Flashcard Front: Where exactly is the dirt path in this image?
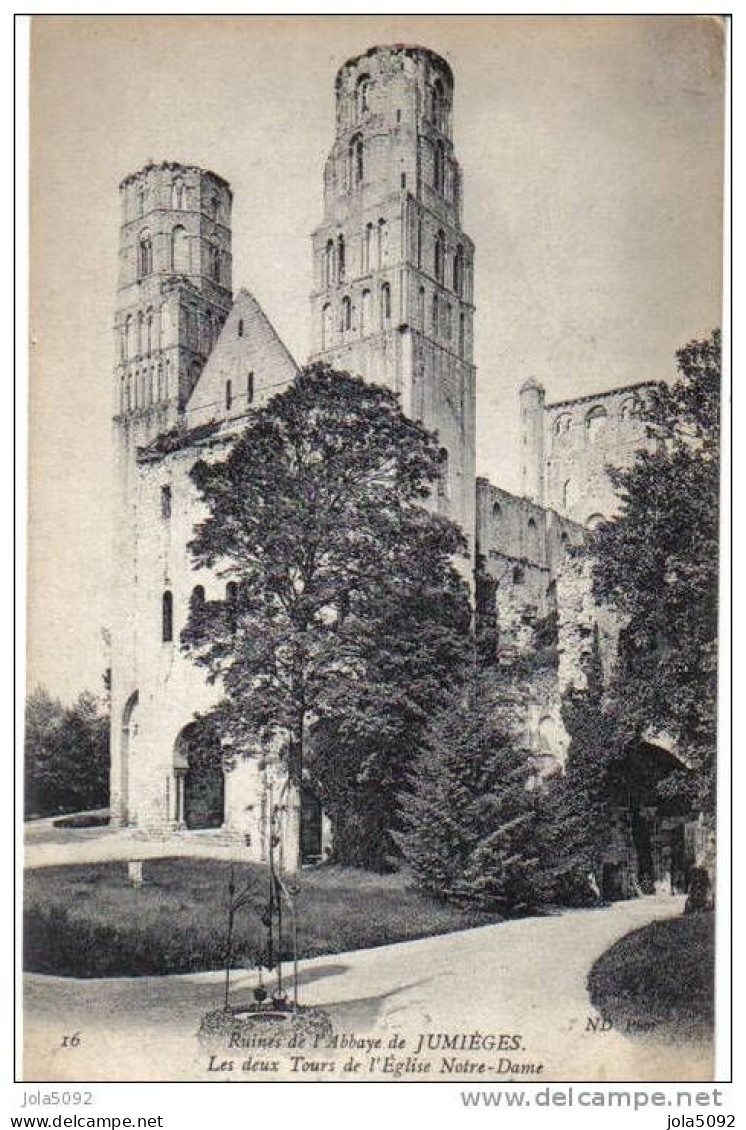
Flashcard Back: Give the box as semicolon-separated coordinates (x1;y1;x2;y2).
23;894;712;1083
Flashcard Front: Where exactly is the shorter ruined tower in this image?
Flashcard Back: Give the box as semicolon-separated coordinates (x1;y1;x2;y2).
110;161;233;825
519;378;546;504
115;161;233;428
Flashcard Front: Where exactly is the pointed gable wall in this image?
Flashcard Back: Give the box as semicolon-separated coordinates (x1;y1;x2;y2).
185;288;298;428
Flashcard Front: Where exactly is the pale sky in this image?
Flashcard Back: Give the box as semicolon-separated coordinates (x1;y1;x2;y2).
26;15;724;701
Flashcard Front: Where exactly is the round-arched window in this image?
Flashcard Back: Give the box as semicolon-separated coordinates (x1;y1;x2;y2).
554;413;572;438
585;405;608;442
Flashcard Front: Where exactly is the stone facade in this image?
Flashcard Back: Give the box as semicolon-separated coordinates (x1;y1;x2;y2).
520;378;657;525
109;47;693;889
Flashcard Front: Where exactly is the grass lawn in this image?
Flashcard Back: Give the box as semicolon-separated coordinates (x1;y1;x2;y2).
24;859;500;978
587;911;714;1042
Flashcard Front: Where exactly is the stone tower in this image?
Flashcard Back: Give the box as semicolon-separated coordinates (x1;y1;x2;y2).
519;377;546;504
110;161;233;824
310;45;476;565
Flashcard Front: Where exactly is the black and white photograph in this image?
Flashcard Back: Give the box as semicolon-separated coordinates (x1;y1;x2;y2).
20;14;727;1086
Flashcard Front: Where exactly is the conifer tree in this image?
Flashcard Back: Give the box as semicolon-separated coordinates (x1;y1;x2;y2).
395;669;544;912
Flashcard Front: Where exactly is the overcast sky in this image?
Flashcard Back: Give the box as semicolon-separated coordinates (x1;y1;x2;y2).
27;15;724;701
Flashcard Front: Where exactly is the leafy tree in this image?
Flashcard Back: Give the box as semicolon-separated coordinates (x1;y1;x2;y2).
182;364;472;868
394;668;547;912
590;330;720;818
25;687;109;817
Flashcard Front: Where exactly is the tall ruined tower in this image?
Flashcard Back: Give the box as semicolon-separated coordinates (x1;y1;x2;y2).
110;161;233;824
310;46;476;564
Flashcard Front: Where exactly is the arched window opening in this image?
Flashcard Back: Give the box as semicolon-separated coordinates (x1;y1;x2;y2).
341;295;352;332
493;501;502;520
171;178;185;210
191;584;205;608
349;134;364;188
586;513;605;531
528;516;537;530
453;245;464;296
377;218;386;268
146;309;154;355
560;531;570;549
237;319;244;338
136;311;144;356
162;591;173;643
321;302;332;349
356;74;371;118
247;371;255;404
124;315;133;361
432;293;439;336
458;311;466;357
431;80;444;127
171;225;189;274
361;289;371;335
434;141;446;194
381;283;391;326
119;376;126;414
437;447;450;503
444;303;452;341
137;183;146;218
513;565;525;585
418;286;425;329
210;243;221;283
434;230;445;282
225;379;233;411
337;235;346;282
138;231;153;278
586;405;608;442
554;413;572;436
157;362;164;401
562;479;571;510
363;223;373;273
161;484;171;519
324;239;334;288
620;396;643;420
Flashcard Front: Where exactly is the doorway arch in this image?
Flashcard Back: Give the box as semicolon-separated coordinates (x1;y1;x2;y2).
120;691;139;824
173;720;224;829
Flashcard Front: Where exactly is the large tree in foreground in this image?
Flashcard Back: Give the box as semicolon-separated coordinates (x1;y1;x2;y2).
590;330;721;818
183;364;472;867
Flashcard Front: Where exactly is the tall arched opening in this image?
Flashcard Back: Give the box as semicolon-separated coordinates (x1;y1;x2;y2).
173;719;224;830
120;691;139;824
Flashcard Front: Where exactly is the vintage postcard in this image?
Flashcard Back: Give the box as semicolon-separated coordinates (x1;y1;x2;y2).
22;15;727;1085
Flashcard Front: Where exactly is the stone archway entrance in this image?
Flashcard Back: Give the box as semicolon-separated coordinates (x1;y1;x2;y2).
120;691;139;824
174;720;224;830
